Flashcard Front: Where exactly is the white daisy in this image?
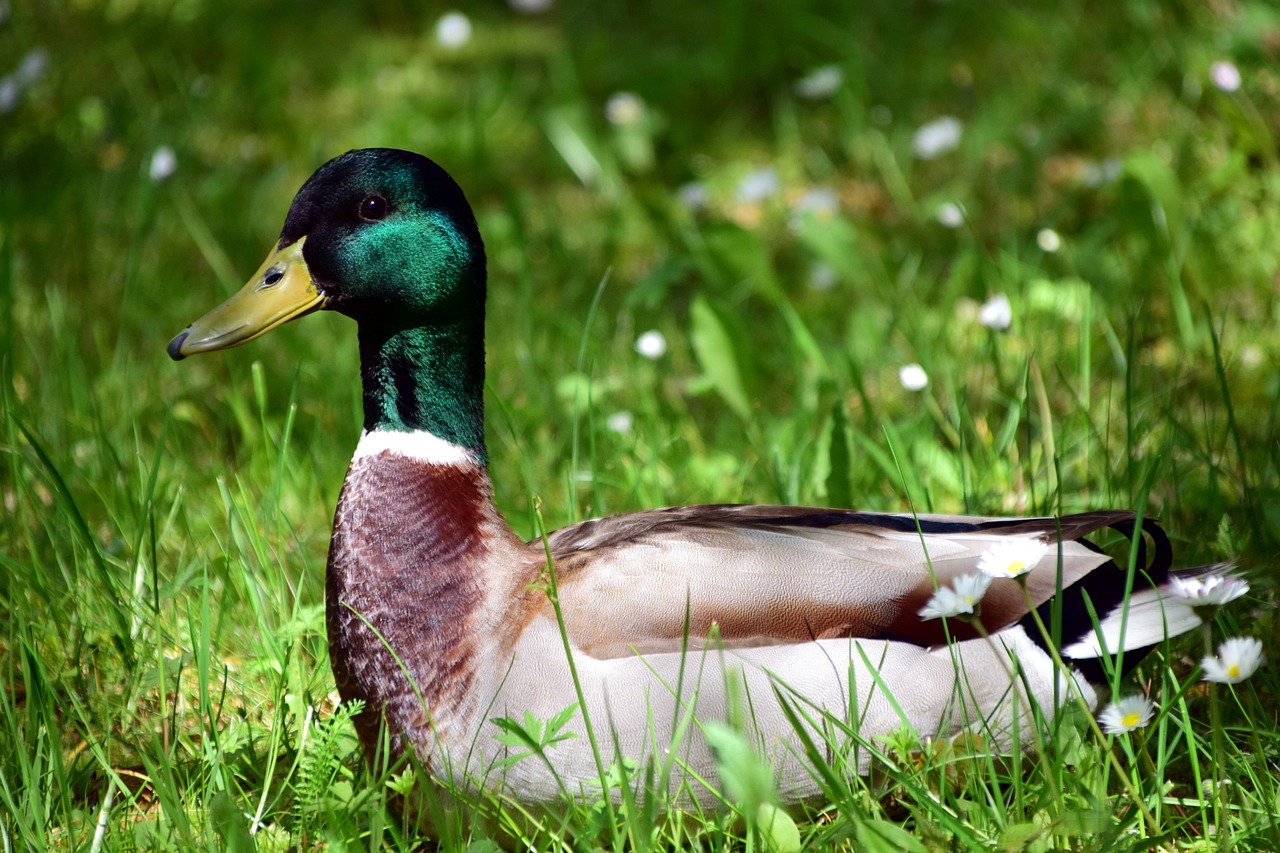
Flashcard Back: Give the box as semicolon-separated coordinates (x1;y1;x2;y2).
807;262;837;292
794;65;843;99
1098;695;1155;735
792;187;839;219
604;92;646;127
1210;60;1241;93
16;48;47;86
976;538;1048;579
634;330;667;360
606;411;633;435
509;0;553;13
918;588;963;620
977;294;1011;330
1036;228;1062;253
898;363;928;391
919;573;993;620
0;78;17;115
435;12;472;49
912;116;963;160
936;202;965;228
951;573;991;607
1201;636;1263;684
736;167;780;203
149;146;177;182
1172;574;1249;623
1170;574;1249;607
677;182;710;211
1082;158;1123;187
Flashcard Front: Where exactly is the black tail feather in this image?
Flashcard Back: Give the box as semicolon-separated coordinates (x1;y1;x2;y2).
1018;516;1175;683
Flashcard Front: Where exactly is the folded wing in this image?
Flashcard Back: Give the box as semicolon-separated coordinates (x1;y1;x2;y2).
546;506;1159;659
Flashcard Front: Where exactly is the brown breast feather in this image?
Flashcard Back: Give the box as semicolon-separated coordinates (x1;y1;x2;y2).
327;453;495;763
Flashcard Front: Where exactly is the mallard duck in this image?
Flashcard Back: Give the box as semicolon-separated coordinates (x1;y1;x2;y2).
169;148;1215;807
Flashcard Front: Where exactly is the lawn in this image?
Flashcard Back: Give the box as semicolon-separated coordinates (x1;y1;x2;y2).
3;0;1280;849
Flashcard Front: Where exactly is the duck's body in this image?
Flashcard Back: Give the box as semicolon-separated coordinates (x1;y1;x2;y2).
170;148;1212;808
327;428;1110;802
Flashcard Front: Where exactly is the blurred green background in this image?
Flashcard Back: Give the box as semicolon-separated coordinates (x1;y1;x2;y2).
7;0;1279;536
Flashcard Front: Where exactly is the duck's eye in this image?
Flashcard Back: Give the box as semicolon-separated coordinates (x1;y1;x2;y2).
359;195;388;221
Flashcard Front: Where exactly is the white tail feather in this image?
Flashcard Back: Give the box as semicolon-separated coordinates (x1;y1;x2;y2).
1061;585;1202;659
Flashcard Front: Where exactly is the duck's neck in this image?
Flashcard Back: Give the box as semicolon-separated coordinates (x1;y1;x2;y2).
357;318;487;463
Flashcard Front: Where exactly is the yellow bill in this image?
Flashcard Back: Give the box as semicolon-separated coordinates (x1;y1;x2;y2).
167;238;325;360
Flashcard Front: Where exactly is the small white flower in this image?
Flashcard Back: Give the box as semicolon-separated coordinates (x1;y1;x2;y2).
898;363;928;391
0;77;19;114
508;0;553;12
0;47;48;115
978;294;1012;330
1098;695;1155;735
606;411;633;435
16;48;48;86
951;573;991;607
794;65;843;99
736;167;780;203
1036;228;1062;253
149;146;177;182
677;182;710;210
936;202;965;228
1171;573;1249;622
807;262;836;291
604;91;645;127
634;330;667;360
1210;60;1241;93
435;12;472;49
912;116;963;160
976;538;1048;579
1170;574;1249;607
919;573;992;620
792;187;839;219
1082;158;1123;187
918;587;963;620
789;188;839;233
1201;636;1263;684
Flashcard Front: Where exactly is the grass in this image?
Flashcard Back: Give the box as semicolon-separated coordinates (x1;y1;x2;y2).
3;0;1280;848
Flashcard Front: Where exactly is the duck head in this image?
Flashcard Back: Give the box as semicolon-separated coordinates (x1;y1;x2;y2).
167;148;485;359
168;148;490;456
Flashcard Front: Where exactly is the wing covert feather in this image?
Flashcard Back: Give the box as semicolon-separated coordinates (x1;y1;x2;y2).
546;506;1115;657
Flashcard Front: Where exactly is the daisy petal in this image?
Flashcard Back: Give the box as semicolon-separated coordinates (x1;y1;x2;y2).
1170;574;1248;607
918;573;991;620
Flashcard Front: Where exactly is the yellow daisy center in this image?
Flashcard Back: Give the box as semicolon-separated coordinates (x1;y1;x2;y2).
1121;712;1141;728
1227;664;1240;678
1007;560;1026;575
